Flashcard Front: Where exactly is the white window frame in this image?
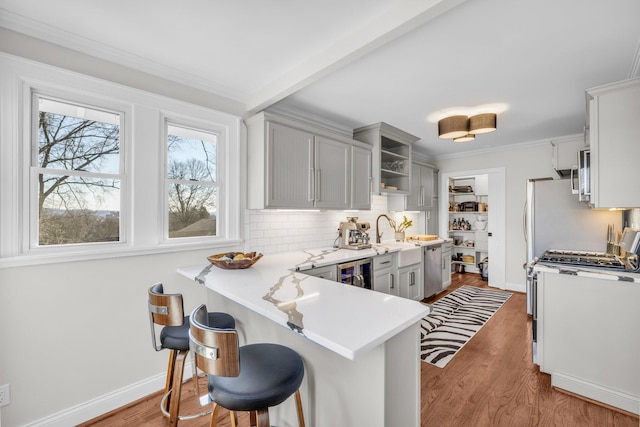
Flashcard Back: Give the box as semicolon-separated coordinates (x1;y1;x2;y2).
0;54;242;268
29;91;130;251
162;118;225;244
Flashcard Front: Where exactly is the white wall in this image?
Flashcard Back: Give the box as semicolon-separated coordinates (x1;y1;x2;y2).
434;141;559;289
0;248;246;426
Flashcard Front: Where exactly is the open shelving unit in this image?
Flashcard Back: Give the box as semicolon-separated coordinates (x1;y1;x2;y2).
448;176;489;273
353;123;418;195
379;136;411;192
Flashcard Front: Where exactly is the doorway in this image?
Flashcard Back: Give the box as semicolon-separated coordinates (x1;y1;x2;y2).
440;167;505;289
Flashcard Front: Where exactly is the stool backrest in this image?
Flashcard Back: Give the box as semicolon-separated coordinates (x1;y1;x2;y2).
189;304;240;377
148;283;185;351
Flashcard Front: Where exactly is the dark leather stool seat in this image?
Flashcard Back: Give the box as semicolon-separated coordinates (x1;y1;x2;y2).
148;283;235;426
209;343;304;411
190;304;306;427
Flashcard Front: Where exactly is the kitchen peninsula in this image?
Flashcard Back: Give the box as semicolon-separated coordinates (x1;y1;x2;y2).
178;246;431;427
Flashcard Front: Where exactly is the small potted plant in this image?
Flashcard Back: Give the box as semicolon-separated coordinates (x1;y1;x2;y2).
388;215;413;242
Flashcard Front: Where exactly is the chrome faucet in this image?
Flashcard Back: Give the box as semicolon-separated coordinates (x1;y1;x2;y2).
375;214;390;244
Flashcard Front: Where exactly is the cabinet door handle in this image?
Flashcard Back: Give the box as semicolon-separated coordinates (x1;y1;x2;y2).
420;186;424;206
316;169;321;202
380;260;391;265
390;273;394;289
309;168;315;202
410;271;415;286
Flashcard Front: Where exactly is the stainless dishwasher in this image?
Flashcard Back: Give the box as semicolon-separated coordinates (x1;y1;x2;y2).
423;244;442;299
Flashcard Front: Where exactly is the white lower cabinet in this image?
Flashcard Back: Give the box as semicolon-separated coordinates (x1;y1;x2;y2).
373;253;397;296
537;270;640;415
398;263;422;301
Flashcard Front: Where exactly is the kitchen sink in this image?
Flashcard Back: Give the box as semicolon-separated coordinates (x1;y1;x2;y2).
373;242;422;267
397;246;422;267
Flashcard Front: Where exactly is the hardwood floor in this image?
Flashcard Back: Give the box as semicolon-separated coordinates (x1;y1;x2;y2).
421;273;638;427
81;273;638;426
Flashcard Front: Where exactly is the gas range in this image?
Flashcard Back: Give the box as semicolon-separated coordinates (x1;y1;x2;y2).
536;227;640;272
537;249;627;270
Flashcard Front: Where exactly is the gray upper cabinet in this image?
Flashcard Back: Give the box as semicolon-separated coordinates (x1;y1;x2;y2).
350;145;372;210
247;111;371;210
407;162;435;211
265;122;315;208
313;135;350;209
586;77;640;209
389;161;436;211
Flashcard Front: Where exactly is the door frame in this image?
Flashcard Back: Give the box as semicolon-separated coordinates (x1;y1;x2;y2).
439;167;506;289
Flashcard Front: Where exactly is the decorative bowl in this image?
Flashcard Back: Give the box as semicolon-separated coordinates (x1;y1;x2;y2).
207;252;263;270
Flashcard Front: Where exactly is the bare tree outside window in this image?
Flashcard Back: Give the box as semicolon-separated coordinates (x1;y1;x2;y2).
167;125;218;238
36;97;121;245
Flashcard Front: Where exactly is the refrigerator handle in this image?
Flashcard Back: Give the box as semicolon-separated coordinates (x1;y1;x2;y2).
522;201;528;244
570;167;579;195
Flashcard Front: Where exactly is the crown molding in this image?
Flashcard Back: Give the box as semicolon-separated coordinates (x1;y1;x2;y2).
0;10;247;103
427;135;556;162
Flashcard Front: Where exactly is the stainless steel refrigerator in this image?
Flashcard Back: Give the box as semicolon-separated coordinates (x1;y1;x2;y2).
524;178;622;312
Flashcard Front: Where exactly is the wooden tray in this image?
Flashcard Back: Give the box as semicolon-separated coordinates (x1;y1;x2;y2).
207;252;263;269
406;234;439;241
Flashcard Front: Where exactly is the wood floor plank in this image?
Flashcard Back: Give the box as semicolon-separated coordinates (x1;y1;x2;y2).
81;273;638;426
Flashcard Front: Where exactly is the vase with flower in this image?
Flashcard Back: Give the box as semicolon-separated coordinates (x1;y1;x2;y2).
388;215;413;242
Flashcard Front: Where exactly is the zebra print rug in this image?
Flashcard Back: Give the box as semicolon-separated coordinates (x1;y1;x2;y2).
420;285;512;368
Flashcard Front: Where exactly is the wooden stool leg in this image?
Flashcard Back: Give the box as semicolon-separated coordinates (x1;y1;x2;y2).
209;403;220;427
294;389;306;427
229;411;238;427
250;410;257;427
256;408;270;427
164;349;178;412
168;350;188;425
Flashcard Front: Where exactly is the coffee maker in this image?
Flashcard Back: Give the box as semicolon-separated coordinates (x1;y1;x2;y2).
338;217;372;250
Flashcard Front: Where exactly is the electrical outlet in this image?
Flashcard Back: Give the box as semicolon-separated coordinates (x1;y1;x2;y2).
0;383;10;407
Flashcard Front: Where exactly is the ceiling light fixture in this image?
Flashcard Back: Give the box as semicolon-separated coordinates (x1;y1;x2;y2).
453;134;475;143
437;115;469;139
469;113;497;134
438;113;497;141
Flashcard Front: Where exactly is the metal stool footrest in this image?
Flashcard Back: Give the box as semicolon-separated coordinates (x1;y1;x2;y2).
159;387;212;421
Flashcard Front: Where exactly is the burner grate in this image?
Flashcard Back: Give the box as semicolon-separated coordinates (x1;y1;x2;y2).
538;250;627;270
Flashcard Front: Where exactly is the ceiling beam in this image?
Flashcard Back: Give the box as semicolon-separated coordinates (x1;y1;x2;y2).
247;0;467;114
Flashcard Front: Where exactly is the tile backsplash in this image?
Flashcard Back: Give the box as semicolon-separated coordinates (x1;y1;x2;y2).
244;195;422;254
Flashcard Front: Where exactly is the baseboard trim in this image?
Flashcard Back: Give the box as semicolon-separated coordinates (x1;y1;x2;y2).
22;371;169;427
552;371;640;416
504;281;525;294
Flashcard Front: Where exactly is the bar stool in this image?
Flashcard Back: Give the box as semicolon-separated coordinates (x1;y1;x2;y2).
148;283;235;425
189;304;306;427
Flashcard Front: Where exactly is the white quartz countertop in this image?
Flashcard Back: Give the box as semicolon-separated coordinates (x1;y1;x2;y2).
293;239;446;271
534;262;640;283
178;246;432;360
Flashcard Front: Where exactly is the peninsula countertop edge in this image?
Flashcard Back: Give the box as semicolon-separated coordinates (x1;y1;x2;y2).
177;246;432;360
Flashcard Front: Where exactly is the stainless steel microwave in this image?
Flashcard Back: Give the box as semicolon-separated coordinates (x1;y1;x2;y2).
571;149;590;202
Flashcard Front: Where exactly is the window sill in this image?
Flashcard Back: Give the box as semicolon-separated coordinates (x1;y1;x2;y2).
0;239;243;269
